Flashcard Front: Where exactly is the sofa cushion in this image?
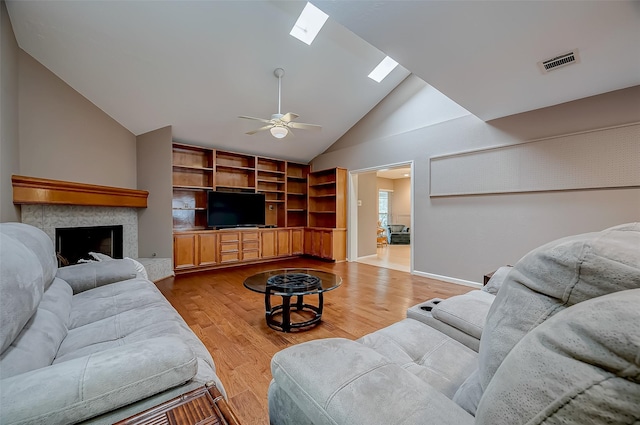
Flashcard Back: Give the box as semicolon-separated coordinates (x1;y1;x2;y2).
432;290;494;340
0;336;198;425
481;266;511;296
0;278;72;378
56;260;138;294
476;289;640;424
270;338;475;425
0;230;46;353
0;222;58;289
68;278;169;329
357;318;478;398
455;222;640;415
55;278;219;386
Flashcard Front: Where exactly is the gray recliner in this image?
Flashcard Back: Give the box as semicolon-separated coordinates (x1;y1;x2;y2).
268;223;640;424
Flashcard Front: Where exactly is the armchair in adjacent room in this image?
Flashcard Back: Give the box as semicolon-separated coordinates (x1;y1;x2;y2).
386;224;410;244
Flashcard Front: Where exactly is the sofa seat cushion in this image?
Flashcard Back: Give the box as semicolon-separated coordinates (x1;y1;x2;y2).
1;336;198;425
1;277;72;378
476;289;640;424
270;338;475;425
357;318;478;398
55;278;220;386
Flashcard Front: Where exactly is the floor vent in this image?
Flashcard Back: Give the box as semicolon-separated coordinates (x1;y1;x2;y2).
538;49;580;74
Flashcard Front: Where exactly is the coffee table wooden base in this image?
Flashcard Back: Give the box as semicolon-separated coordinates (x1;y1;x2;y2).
114;382;241;425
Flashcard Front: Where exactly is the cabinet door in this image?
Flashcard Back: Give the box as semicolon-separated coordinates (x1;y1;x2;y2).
276;229;291;256
197;233;217;266
174;234;197;269
291;228;304;255
261;229;277;258
320;230;334;259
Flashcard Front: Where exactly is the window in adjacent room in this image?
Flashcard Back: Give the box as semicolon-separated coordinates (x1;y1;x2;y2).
378;190;392;227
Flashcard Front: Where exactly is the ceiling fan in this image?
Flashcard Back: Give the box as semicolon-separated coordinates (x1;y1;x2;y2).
239;68;322;139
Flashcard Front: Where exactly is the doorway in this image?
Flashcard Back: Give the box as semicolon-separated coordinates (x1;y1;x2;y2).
348;162;413;273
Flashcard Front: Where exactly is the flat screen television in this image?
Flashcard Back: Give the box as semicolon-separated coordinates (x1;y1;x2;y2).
207;191;266;229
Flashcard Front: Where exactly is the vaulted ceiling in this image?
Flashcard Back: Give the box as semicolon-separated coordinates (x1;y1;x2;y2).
7;1;640;163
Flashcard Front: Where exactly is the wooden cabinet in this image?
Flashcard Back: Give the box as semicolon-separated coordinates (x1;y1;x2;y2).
174;233;198;269
291;228;304;255
304;167;348;261
308;168;347;229
260;229;277;258
171;143;349;272
286;163;309;227
303;228;346;261
241;231;260;261
198;233;217;266
218;231;240;264
276;229;291;256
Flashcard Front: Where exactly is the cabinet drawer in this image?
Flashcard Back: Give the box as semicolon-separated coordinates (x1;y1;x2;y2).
220;251;240;263
220;242;239;252
242;232;259;241
243;241;259;251
219;232;240;242
242;250;260;261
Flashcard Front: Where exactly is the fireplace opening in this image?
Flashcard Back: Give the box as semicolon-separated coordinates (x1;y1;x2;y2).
56;225;123;266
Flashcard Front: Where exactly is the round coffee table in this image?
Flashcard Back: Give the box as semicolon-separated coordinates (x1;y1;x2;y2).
243;268;342;332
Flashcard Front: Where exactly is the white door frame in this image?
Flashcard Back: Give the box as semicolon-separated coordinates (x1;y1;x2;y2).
347;161;414;273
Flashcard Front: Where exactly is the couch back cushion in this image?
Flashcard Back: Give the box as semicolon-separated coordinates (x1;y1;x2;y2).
0;223;59;353
454;222;640;414
0;278;73;378
475;289;640;424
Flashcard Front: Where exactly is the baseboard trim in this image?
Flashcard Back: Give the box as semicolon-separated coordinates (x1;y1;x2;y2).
413;270;482;289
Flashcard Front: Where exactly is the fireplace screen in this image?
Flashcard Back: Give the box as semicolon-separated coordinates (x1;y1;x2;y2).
56;225;123;266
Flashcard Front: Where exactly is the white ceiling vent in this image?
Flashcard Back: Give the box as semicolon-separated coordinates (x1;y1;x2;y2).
538;49;580;74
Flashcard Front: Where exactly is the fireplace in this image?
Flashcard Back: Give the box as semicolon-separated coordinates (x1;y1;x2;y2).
56;225;123;266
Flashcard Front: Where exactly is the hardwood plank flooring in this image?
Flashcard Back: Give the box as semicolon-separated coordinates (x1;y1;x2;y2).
156;257;473;425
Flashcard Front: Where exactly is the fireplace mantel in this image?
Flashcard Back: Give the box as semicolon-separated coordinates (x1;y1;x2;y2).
12;175;148;208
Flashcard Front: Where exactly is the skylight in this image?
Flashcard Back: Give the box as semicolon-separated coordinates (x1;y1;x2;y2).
290;2;329;45
368;56;398;82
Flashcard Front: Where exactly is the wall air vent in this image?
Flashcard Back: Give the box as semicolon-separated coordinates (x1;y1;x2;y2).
537;49;580;74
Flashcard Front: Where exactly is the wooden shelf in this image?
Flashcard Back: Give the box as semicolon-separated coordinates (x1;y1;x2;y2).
173;185;213;190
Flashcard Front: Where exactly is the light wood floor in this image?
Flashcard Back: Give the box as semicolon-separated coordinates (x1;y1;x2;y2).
156;257;472;425
356;244;411;272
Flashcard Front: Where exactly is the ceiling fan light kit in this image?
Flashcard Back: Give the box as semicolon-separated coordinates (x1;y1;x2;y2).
240;68;321;139
270;126;288;138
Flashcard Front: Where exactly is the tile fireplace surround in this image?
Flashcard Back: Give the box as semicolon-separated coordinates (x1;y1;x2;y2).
12;175;172;282
21;205;138;259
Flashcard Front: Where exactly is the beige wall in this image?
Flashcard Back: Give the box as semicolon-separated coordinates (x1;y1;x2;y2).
1;0;20;222
357;172;378;257
18;51;137;189
313;82;640;283
377;177;393;191
137;127;173;259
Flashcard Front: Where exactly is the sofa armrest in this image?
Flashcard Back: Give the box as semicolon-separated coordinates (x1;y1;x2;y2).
0;336;197;425
270;338;474;425
56;259;138;294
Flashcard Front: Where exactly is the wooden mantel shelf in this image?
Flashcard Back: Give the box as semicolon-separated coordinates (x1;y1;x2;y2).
12;175;148;208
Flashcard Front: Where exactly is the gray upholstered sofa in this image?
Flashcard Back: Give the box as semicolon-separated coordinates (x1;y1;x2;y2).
386;224;410;244
0;222;225;425
268;223;640;424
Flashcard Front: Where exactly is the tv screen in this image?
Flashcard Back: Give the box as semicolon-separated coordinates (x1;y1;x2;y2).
207;191;266;228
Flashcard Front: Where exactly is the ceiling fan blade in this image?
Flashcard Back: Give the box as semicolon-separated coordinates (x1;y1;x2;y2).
238;115;272;124
285;128;294;138
246;125;273;135
281;112;299;123
288;122;322;131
